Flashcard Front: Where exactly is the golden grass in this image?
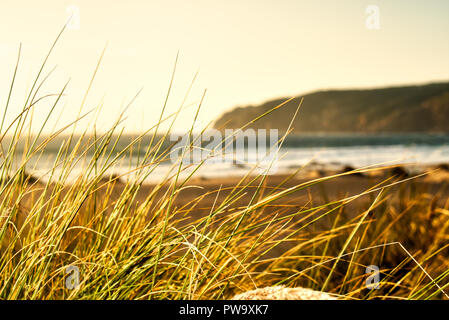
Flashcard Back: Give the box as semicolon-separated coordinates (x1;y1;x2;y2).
1;27;449;300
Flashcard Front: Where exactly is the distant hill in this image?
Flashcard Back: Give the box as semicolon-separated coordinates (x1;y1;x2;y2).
214;82;449;133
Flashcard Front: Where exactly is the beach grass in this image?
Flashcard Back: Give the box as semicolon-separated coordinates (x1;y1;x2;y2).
1;29;449;300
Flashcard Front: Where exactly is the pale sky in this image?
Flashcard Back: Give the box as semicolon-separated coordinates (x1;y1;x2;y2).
0;0;448;133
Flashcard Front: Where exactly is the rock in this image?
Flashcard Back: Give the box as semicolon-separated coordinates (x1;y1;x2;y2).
341;165;364;177
389;166;409;178
232;285;338;300
437;163;449;172
99;173;122;184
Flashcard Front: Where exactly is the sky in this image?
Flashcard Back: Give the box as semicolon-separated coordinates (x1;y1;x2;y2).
0;0;448;133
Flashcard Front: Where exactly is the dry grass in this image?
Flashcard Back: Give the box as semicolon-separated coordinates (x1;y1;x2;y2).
1;27;449;300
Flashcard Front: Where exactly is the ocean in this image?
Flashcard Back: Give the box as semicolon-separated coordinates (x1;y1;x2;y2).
14;133;449;183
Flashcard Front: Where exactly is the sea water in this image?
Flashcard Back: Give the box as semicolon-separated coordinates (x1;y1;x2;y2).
17;133;449;183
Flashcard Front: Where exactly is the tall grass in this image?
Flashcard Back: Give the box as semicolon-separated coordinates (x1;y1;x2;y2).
1;29;449;300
